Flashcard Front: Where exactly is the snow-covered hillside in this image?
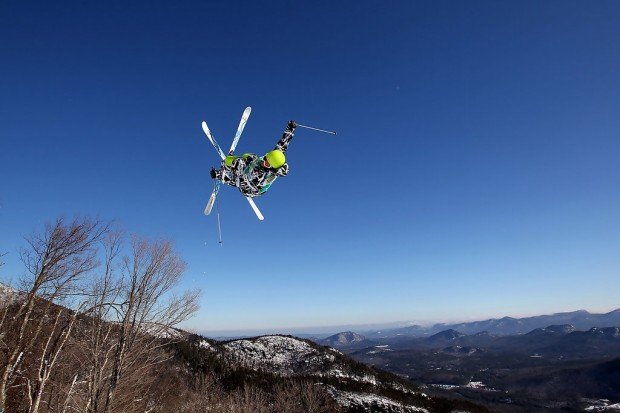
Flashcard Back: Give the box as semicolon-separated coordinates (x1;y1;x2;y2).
212;335;438;412
223;335;338;374
223;335;386;386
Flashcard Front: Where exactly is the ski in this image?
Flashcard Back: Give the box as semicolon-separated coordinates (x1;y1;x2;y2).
202;110;265;221
201;121;226;160
204;181;220;216
229;106;251;155
245;197;264;220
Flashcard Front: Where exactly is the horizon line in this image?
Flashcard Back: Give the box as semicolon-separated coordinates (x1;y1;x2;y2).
194;305;620;336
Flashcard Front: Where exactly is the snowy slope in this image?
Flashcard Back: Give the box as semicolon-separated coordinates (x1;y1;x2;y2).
326;385;430;413
223;335;337;374
212;335;440;412
223;335;393;385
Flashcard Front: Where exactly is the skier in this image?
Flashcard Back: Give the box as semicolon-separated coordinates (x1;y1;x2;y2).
210;120;297;197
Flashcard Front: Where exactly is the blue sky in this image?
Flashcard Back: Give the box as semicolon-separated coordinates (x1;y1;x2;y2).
1;1;619;334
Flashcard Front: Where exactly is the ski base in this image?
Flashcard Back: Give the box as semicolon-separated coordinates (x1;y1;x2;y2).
204;182;220;216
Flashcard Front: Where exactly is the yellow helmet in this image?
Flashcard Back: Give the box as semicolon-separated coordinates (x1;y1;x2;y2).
265;150;286;168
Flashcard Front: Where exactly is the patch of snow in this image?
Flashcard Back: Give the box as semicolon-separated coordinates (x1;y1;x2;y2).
325;385;429;413
328;347;344;356
429;382;499;392
428;384;458;390
389;383;428;398
584;399;620;411
317;368;379;385
367;346;393;354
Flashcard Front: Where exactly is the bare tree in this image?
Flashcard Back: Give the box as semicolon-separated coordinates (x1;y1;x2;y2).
96;236;199;413
73;231;124;413
227;384;270;413
1;220;200;413
26;306;80;413
298;380;334;413
0;217;107;412
178;373;226;412
273;380;336;413
273;380;301;412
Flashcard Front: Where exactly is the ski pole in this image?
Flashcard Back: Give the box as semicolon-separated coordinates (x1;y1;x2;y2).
296;123;337;135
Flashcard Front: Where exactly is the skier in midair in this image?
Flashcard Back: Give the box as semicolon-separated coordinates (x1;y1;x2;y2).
210;120;297;197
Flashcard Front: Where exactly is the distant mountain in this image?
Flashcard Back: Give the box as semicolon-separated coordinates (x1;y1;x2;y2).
319;331;373;348
525;324;576;336
440;345;481;356
421;325;620;358
372;324;426;337
587;326;620;338
426;329;465;343
363;309;620;338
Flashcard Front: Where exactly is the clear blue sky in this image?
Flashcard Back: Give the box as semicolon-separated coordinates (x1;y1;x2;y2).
1;1;619;334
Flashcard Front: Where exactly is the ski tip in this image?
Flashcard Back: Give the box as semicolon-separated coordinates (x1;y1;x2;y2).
204;200;215;216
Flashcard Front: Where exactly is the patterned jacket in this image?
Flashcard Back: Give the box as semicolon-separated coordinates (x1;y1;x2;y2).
226;122;296;197
232;154;289;196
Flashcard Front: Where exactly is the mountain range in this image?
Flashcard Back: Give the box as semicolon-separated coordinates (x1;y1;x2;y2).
360;309;620;338
323;324;620;412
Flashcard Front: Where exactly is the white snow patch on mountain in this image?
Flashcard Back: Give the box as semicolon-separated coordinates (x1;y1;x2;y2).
317;369;379;385
584;399;620;411
325;385;429;412
428;384;458;390
367;345;393;354
224;335;335;374
428;381;498;392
